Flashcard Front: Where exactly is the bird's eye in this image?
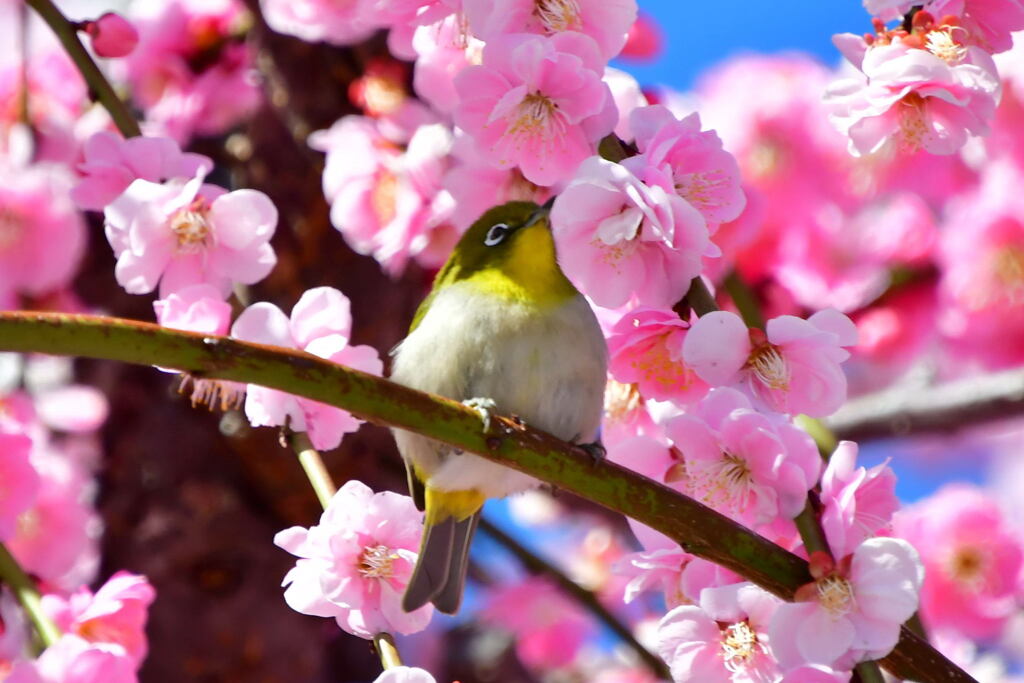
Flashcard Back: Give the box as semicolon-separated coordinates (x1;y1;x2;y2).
483;223;510;246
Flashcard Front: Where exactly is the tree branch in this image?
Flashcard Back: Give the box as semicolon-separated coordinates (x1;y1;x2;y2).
477;518;670;679
0;311;971;682
25;0;141;137
827;366;1024;441
0;542;61;651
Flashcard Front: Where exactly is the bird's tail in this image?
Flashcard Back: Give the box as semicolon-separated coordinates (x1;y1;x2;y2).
402;488;484;615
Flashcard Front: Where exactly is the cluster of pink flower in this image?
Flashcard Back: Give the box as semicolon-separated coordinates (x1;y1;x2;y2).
2;0;1024;680
0;353;155;680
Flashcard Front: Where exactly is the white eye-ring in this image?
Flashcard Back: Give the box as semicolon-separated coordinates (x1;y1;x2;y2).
484;222;510;246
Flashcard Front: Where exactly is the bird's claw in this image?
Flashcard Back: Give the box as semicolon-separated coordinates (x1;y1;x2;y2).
577;440;606;465
462;397;498;433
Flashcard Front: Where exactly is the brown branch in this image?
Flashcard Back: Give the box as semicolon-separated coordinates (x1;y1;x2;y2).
827;366;1024;441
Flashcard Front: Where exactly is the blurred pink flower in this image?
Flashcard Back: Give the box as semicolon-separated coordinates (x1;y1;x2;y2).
0;423;38;542
411;14;484;117
895;484;1024;641
551;155;714;309
656;582;781;682
274;480;432;638
769;539;924;669
153;284;231;334
616;546;692;608
43;572;155;666
260;0;377;45
929;0;1024;53
464;0;636;60
620;12;663;61
779;665;851;682
683;309;857;418
32;386;109;435
72;131;212;211
6;634;136;683
104;172;277;298
606;307;708;405
604;67;648;140
311;117;458;274
630;105;745;230
826;38;1001;156
819;441;899;558
231;287;382;450
83;13;139;58
664;388;821;527
454;33;615;186
939;160;1024;368
124;0;260;142
481;576;594;670
0;163;86;309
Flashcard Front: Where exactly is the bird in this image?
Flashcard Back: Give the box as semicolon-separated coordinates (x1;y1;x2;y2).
390;200;608;615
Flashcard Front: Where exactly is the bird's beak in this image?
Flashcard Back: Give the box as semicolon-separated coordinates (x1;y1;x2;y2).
523;198;555;230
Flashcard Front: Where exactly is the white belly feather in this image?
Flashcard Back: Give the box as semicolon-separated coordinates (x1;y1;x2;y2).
390;281;608;497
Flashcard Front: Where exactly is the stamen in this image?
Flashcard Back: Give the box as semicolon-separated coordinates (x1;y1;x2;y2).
533;0;583;33
169;203;211;254
506;92;565;145
816;574;856;617
925;28;967;64
720;620;765;672
945;544;989;591
746;344;789;390
358;544;398;579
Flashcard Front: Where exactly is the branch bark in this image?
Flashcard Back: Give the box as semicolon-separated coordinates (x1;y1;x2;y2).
0;311;973;683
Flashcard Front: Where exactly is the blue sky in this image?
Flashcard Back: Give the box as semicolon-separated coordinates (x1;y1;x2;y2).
615;0;873;90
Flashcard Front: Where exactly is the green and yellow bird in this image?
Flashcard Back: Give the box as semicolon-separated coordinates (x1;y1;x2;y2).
390;200;608;615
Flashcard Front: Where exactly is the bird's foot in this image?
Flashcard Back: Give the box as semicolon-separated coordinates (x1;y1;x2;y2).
575;440;606;465
462;397;498;433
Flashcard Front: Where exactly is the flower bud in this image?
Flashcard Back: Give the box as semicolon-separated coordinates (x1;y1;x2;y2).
83;12;139;58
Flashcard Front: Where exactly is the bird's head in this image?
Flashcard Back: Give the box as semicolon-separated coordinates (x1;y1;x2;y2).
438;200;577;306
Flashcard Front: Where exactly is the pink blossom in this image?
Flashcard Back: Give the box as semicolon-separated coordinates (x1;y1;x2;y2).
274;480;432;638
613;547;737;609
683;309;858;417
769;538;924;669
663;388;821;527
0;423;38;541
411;15;485;117
819;442;899;558
231;287;383;451
83;13;139;58
656;582;781;682
481;576;594;670
464;0;637;60
373;667;437;683
42;572;155;666
929;0;1024;53
938;160;1024;368
779;665;851;682
826;39;1001;156
620;12;663;61
153;284;231;334
630;105;746;230
33;386;109;435
606;307;708;405
551;155;715;309
260;0;377;46
6;634;136;683
72;131;212;211
604;67;648;140
0;162;86;308
453;33;616;186
0;588;30;669
311;117;458;274
894;484;1023;640
444;132;552;230
774;194;936;313
124;0;260;142
104;172;277;298
9;441;101;590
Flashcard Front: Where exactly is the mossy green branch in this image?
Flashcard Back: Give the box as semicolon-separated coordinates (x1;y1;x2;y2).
26;0;141;138
0;311;970;683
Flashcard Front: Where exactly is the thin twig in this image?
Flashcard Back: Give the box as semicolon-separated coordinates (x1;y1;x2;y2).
0;542;61;651
722;271;765;329
684;277;718;316
285;430;336;509
478;518;670;680
0;311;971;682
373;632;403;669
25;0;141;137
